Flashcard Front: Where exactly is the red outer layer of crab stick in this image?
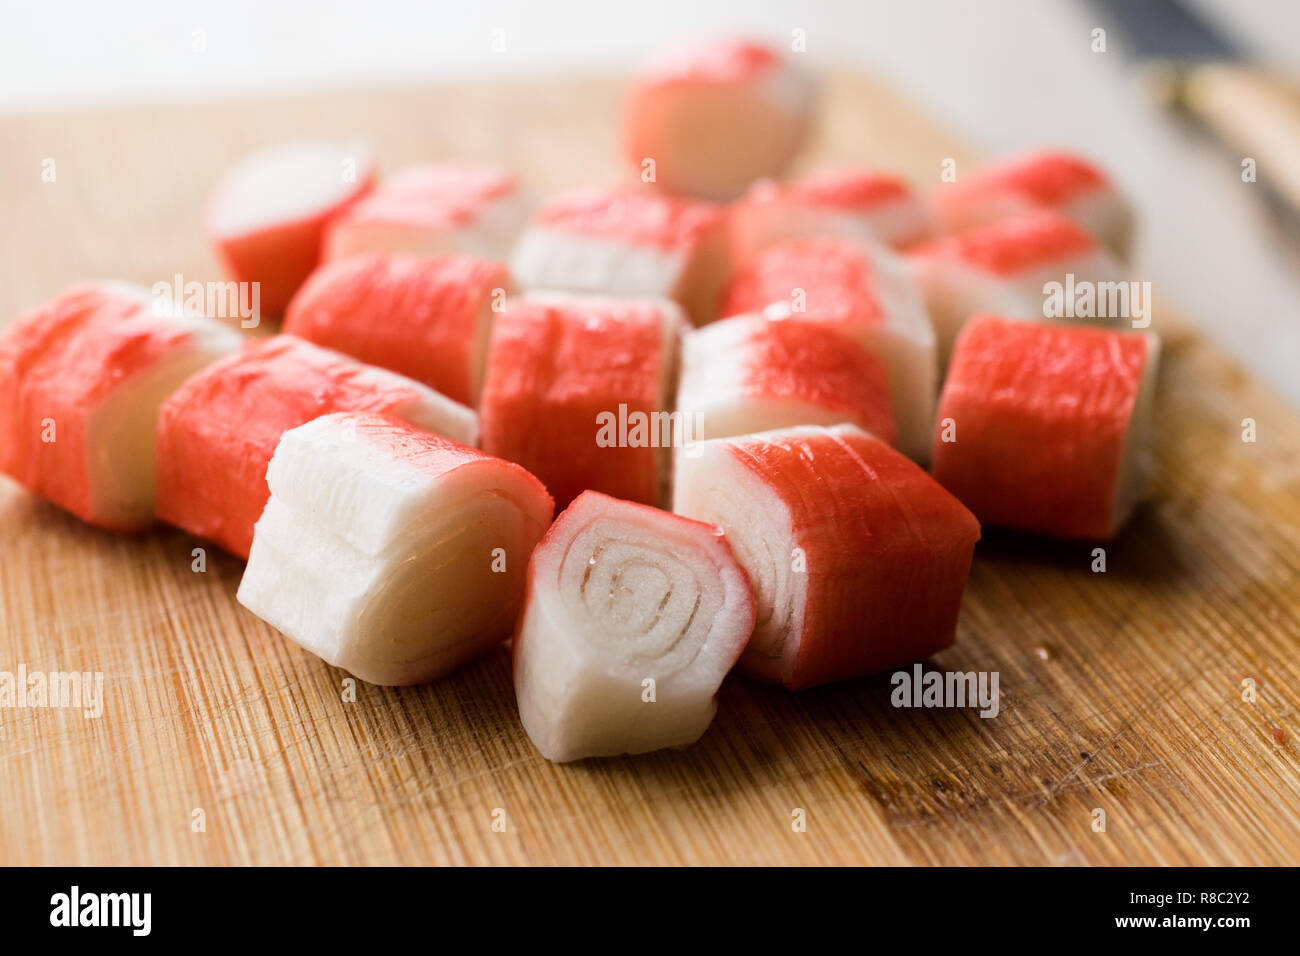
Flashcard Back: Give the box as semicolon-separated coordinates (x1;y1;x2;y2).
674;424;980;690
933;149;1134;260
478;293;684;510
322;164;531;263
238;412;553;686
908;209;1125;367
622;38;815;201
283;253;511;406
508;187;730;324
154;334;478;558
730;169;938;262
930;315;1161;540
205;141;376;316
513;490;754;761
718;237;936;461
677;313;896;446
0;282;241;530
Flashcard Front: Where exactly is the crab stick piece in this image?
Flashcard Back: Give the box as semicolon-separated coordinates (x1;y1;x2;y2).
283;253;510;406
934;149;1134;260
674;425;979;690
513;490;754;761
479;293;683;510
238;412;552;685
677;313;896;446
205;141;376;316
931;315;1160;540
155;335;477;558
909;210;1125;367
323;164;531;263
623;38;815;201
718;237;936;461
0;282;241;531
508;187;729;325
730;169;938;262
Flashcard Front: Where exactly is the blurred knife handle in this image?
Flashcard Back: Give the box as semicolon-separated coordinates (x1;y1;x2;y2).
1173;64;1300;222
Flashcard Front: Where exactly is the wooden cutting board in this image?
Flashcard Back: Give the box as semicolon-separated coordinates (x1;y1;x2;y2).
2;72;1298;866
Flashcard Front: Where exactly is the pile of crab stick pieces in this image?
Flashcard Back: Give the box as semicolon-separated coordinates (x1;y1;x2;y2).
0;38;1159;762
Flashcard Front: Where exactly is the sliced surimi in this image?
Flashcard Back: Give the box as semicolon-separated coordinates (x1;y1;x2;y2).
933;149;1134;261
730;169;938;262
323;164;531;263
479;292;683;509
930;315;1161;540
513;490;754;761
908;209;1126;367
284;253;511;406
718;237;936;461
508;187;729;324
205;140;376;316
0;282;241;530
674;424;980;690
623;38;815;201
155;334;477;558
676;312;896;446
238;412;553;685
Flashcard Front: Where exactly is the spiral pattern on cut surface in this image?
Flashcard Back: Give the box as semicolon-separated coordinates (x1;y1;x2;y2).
553;515;723;678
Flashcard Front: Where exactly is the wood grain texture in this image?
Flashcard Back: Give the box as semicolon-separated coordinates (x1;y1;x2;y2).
1;72;1298;866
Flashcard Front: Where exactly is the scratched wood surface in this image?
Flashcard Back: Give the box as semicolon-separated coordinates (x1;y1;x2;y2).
1;72;1298;866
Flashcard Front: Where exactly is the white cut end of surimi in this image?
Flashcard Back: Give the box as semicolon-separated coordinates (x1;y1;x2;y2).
205;140;376;315
238;412;553;686
89;324;243;528
1111;333;1162;533
207;141;374;238
1065;189;1135;263
513;491;754;761
623;40;815;200
672;442;803;669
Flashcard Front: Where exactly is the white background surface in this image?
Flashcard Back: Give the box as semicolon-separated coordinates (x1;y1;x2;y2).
3;0;1298;402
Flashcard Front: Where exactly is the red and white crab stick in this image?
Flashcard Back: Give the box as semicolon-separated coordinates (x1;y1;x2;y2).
479;293;683;510
676;313;896;446
718;237;936;461
931;315;1160;541
0;282;241;530
508;187;729;325
323;164;531;264
934;149;1134;261
730;169;938;263
206;141;376;316
155;335;477;558
909;209;1125;367
623;38;815;201
283;253;511;406
513;490;754;761
238;412;553;686
674;424;980;690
